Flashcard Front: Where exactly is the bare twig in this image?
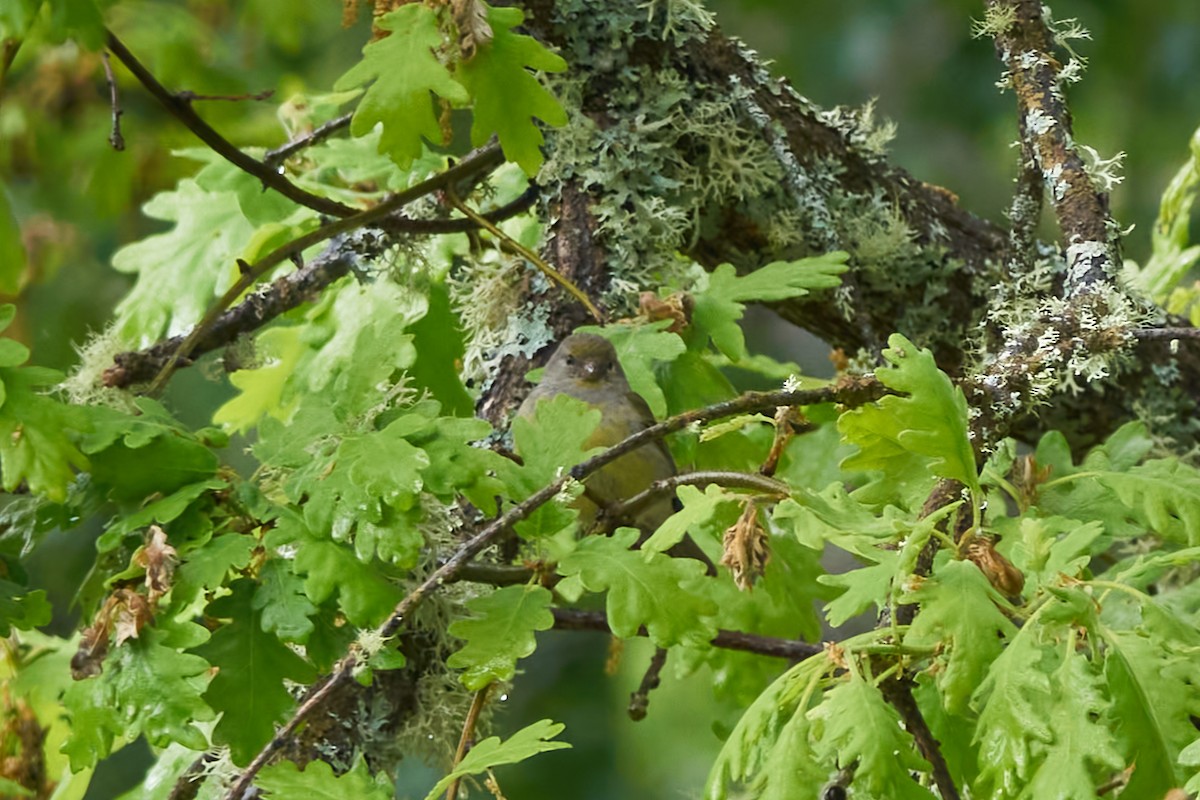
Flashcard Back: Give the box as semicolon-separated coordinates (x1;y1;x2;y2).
100;51;125;151
627;647;668;721
1133;326;1200;340
263;113;353;168
445;685;492;800
104;30;358;219
551;608;823;661
176;88;274;103
135;143;505;393
602;470;790;526
104;185;535;388
221;380;880;799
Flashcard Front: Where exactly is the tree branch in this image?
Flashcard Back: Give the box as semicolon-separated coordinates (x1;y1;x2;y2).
879;676;961;800
99;50;124;151
262;113;352;169
988;0;1119;292
104;30;358;219
550;608;823;661
601;470;789;527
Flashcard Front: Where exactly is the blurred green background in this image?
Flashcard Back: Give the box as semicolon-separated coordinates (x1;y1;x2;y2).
3;1;1199;797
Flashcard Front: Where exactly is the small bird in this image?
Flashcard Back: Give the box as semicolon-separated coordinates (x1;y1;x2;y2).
516;333;715;573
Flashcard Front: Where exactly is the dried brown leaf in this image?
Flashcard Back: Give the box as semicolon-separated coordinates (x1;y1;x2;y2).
721;502;770;591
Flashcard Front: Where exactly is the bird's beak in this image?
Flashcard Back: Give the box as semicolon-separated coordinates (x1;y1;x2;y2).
582;361;598;377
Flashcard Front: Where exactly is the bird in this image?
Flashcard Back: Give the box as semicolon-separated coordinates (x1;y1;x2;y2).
516;332;715;573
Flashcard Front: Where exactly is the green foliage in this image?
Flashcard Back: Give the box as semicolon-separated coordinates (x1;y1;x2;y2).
335;2;567;174
257;756;393;800
62;627;214;770
193;580;317;765
422;719;571;800
447;584;554;690
0;306;89;501
5;5;1200;800
558;529;717;646
839;332;980;500
334;4;470;168
691;255;848;360
902;560;1017;714
456;5;569;175
809;670;936;800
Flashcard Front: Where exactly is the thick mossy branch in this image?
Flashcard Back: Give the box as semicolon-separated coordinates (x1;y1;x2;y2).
496;0;1200;452
986;0;1119;292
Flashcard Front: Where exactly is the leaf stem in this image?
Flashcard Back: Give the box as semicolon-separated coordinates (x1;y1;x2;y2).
445;184;606;323
445;684;492;800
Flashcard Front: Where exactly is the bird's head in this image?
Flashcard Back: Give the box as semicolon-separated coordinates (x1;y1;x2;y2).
545;333;622;386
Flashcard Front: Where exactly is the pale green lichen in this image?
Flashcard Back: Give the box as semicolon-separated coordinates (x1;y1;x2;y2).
59;324;141;411
970;5;1017;39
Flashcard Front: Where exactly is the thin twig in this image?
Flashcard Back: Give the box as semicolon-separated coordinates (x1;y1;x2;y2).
1133;326;1200;340
176;88;274;103
445;685;492;800
221;379;880;799
142;143;505;394
100;51;125;151
602;470;790;525
263;113;353;168
627;647;668;721
551;608;823;661
104;185;535;388
104;29;357;219
445;184;606;323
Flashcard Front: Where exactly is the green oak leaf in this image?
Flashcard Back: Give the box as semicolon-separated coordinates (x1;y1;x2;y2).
557;528;717;646
111;179;255;345
268;511;403;628
334;4;470;168
257;755;392;800
691;255;847;360
839;332;979;498
193;580;317;765
901;560;1018;714
253;558;319;643
1022;647;1125;800
62;628;214;770
809;670;936;800
423;720;571;800
0;307;90;502
447;584;554;689
456;5;568;175
502;393;602;538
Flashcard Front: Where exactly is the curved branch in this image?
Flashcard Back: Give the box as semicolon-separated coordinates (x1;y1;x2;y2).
602;470;789;526
263;113;352;169
104;30;358;219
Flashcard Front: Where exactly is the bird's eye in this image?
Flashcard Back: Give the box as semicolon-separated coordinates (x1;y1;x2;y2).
565;356;576;366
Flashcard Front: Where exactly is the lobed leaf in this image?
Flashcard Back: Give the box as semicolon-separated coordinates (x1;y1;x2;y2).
447;584;555;690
